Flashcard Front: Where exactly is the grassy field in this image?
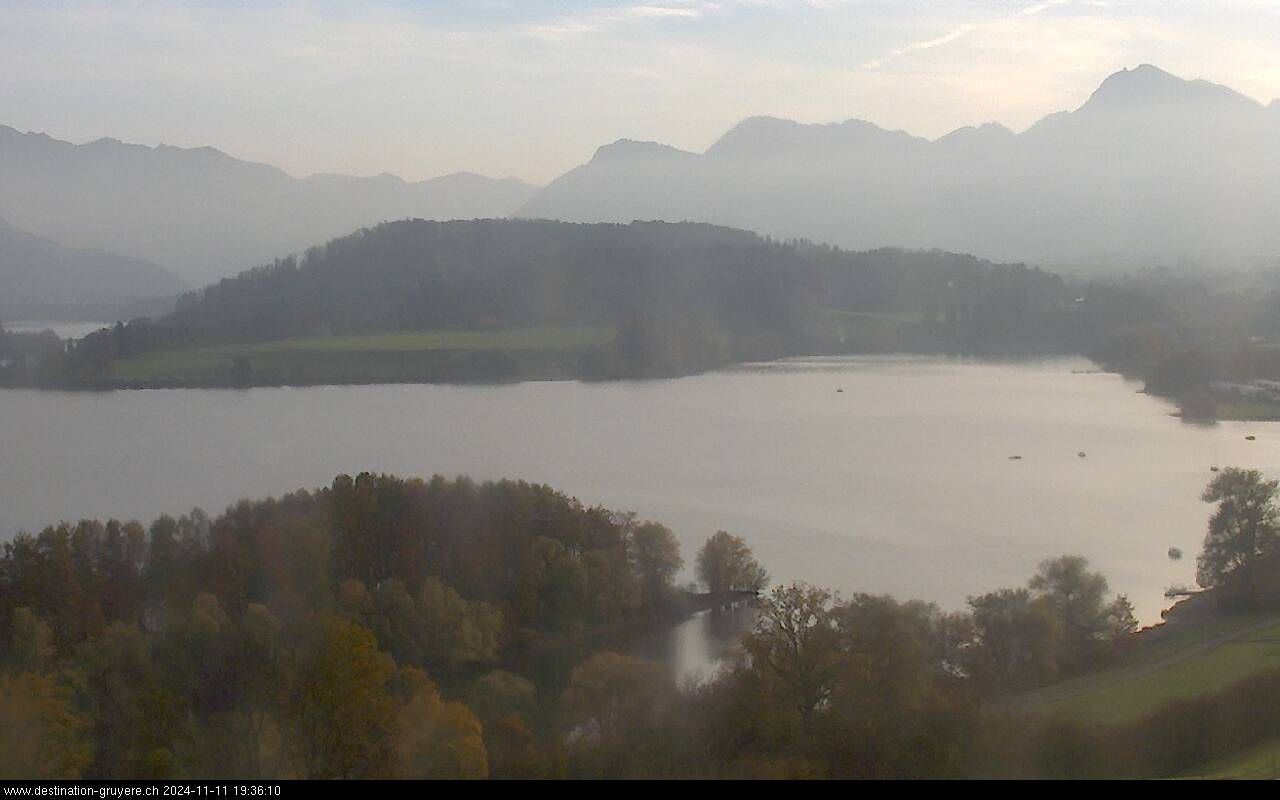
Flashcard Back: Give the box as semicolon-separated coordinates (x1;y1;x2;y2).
1212;399;1280;422
1005;612;1280;726
812;308;924;351
1189;737;1280;779
110;326;615;385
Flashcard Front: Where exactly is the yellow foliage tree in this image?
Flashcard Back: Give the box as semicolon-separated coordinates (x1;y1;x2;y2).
397;683;489;779
0;672;93;779
290;617;397;778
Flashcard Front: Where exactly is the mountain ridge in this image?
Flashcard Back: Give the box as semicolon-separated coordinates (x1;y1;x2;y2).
0;125;541;285
519;65;1280;271
0;216;185;315
1;125;535;185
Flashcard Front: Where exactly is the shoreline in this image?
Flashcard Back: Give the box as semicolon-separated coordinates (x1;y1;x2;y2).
1;349;1104;393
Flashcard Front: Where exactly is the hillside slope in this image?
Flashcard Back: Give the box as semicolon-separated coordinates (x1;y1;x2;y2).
0;217;184;316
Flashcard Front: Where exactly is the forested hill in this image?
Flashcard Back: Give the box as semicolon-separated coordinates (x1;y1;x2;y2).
164;219;766;341
47;218;1080;385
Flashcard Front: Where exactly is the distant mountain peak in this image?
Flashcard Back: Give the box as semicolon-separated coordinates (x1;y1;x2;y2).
934;121;1014;146
716;115;801;135
589;139;695;163
1094;64;1183;95
164;143;230;157
520;63;1280;270
706;115;921;158
1081;64;1259;112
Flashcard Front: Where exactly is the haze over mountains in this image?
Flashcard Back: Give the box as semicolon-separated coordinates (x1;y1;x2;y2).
0;216;185;318
0;125;538;286
522;65;1280;272
2;63;1276;306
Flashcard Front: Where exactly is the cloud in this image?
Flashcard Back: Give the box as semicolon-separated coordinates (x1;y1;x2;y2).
862;24;976;69
521;2;705;42
518;0;856;41
862;0;1071;70
2;0;1278;184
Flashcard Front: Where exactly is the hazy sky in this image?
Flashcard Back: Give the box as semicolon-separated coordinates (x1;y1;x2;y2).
2;1;1278;184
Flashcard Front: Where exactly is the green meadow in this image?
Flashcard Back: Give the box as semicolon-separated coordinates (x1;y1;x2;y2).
109;326;615;385
1006;612;1280;726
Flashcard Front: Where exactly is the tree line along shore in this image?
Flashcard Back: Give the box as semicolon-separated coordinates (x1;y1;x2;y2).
5;467;1280;778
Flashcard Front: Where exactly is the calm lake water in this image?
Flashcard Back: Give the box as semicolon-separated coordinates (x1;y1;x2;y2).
2;356;1277;634
530;603;760;688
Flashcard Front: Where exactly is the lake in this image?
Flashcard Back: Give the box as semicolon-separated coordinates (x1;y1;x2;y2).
2;356;1276;630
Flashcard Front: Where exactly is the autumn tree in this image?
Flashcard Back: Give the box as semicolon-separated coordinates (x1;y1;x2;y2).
743;583;844;732
466;670;539;728
367;578;426;666
465;670;552;777
395;668;488;779
1197;468;1280;605
0;672;92;779
833;594;941;711
8;608;55;672
418;577;502;673
630;522;683;611
226;603;289;778
966;588;1060;691
290;616;397;779
696;531;769;598
560;652;675;744
1028;555;1113;670
72;622;186;778
820;595;974;778
1106;594;1139;640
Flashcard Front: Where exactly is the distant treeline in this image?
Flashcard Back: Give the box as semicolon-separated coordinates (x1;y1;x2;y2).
6;219;1094;386
1068;269;1280;418
9;218;1280;408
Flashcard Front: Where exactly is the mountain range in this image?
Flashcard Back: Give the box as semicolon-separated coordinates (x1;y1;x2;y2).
2;64;1277;302
0;126;538;286
0;216;185;319
520;65;1280;272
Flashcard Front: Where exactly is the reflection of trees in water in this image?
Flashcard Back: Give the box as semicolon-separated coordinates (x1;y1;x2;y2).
707;603;758;649
517;602;759;695
664;602;760;685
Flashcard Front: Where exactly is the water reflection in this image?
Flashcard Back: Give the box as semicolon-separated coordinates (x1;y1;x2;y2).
518;603;760;692
627;603;759;686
